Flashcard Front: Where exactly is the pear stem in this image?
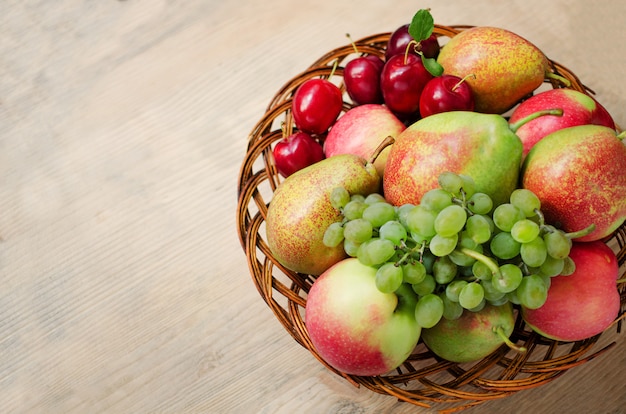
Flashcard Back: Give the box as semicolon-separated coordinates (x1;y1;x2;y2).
493;325;527;353
458;247;501;278
545;71;572;87
564;223;596;239
509;109;564;133
369;135;395;165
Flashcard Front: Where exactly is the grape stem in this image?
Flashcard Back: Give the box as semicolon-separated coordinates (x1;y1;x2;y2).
458;247;501;279
564;223;596;239
493;325;527;353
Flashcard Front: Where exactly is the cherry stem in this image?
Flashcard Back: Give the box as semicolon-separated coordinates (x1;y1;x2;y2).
369;135;395;165
404;40;419;65
493;325;527;353
329;59;340;78
452;73;476;92
616;277;626;284
346;33;359;54
617;130;626;141
509;109;564;133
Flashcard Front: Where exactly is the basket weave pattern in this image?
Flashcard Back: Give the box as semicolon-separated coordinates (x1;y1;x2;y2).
236;25;626;412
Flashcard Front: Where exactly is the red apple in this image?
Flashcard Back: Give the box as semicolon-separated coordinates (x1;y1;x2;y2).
510;88;616;157
419;74;475;118
521;125;626;241
522;241;620;342
305;258;421;376
324;104;406;177
273;131;325;177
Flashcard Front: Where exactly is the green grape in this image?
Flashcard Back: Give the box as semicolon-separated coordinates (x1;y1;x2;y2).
434;205;467;237
515;274;548;309
414;293;444;328
472;260;494;281
375;263;404;293
448;232;482;267
330;186;351;210
343;199;368;220
544;230;572;260
323;222;344;247
350;194;365;203
364;192;387;205
486;294;509;306
405;205;437;238
540;273;551;290
397;203;416;227
379;220;408;245
465;214;493;244
467;298;486;312
458;174;477;198
511;219;540;243
492;203;525;232
481;279;506;302
343;238;360;257
520;236;548;268
402;261;427;284
490;232;521;260
411;274;436;296
438;171;464;195
356;238;396;266
492;263;523;293
343;218;373;244
421;188;453;212
362;202;397;227
510;188;541;218
458;281;485;310
440;293;464;320
429;233;459;257
421;251;436;274
539;255;565;277
433;255;458;284
467;192;493;215
445;280;468;302
506;290;521;305
560;256;576;276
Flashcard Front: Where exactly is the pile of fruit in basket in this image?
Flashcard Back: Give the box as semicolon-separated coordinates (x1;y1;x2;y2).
265;9;626;376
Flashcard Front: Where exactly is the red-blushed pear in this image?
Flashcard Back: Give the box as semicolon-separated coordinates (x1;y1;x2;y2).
421;303;524;363
509;88;616;157
522;241;621;342
305;258;421;376
266;154;380;276
383;110;560;207
324;104;406;177
437;26;558;114
521;125;626;242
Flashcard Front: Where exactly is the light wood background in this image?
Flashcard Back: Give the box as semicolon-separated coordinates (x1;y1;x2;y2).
1;1;625;413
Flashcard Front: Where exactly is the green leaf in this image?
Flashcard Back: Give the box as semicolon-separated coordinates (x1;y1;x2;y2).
408;9;434;42
422;56;444;77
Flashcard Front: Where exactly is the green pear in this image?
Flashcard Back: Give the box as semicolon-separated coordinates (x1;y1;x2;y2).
383;111;528;207
266;154;380;275
437;26;551;114
421;303;521;363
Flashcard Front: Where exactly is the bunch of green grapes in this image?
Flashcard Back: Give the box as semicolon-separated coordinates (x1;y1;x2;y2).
323;171;589;330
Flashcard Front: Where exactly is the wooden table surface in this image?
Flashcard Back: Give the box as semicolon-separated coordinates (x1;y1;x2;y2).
2;1;625;413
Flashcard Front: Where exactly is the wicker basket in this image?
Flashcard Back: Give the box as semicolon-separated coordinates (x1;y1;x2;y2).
236;24;626;413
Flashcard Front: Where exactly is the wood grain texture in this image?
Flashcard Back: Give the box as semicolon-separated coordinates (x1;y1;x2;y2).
1;1;624;413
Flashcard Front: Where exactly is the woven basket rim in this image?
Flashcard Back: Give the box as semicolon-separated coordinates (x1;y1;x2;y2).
236;24;626;412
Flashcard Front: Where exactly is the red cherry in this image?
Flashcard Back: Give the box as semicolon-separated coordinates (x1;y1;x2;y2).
344;55;384;105
385;24;440;61
292;78;343;135
380;53;434;118
419;74;475;118
273;131;325;177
